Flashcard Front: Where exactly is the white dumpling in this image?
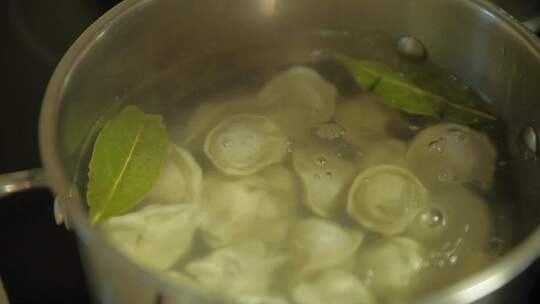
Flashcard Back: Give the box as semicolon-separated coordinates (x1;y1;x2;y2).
356;237;424;300
102;204;202;271
289;218;364;275
200;166;299;248
355;138;407;172
292;145;356;217
292;270;376;304
185;241;287;299
146;145;202;204
347;165;428;235
176;95;255;150
335;94;404;148
204;114;289;176
406;123;496;190
405;185;491;278
257;66;338;139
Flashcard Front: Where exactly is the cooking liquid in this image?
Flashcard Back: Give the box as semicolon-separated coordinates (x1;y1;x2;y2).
93;32;516;304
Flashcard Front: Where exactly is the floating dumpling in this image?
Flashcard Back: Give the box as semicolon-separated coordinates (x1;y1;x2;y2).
204;114;289;176
257;66;338;139
356;237;424;300
185;241;287;299
347;165;428;235
292;269;376;304
354;138;407;172
175;95;255;150
289;218;364;275
406;123;496;190
335;95;404;148
102;204;202;271
146;145;202;204
200;166;299;248
292;145;356;217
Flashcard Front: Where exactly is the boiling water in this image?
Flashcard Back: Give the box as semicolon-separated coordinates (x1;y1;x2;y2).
95;32;516;304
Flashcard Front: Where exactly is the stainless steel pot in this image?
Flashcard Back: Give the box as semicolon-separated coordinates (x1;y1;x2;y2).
2;0;540;303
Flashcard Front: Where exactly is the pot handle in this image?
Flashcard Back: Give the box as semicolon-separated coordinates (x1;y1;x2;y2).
523;16;540;34
0;168;48;199
1;169;71;228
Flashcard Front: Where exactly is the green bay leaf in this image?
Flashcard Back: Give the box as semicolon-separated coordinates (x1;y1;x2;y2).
87;105;169;223
335;54;496;124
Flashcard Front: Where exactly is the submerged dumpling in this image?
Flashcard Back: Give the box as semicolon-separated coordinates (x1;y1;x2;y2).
405;185;491;287
146;145;202;204
292;269;376;304
258;66;338;139
289;218;364;275
185;241;287;299
102;204;202;271
406;185;491;248
200;166;299;248
354;138;407;172
292;145;356;217
335;95;404;148
347;165;428;235
204;114;289;176
406;123;496;190
356;237;424;300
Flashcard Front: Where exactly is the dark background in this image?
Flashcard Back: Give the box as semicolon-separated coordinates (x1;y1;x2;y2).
0;0;539;303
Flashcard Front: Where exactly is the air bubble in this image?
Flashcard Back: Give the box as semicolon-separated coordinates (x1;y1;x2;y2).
419;208;444;229
397;36;427;61
313;123;345;141
310;49;331;62
221;139;233;148
437;259;445;267
449;129;466;142
448;254;459;266
437;170;456;182
408;124;420;131
315;156;327;166
489;237;506;255
428;138;446;154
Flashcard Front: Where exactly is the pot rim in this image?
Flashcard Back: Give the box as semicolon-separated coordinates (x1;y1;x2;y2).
39;0;540;303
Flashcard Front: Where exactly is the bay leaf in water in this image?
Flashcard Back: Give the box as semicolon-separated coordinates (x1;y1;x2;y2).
335;54;496;124
87;106;169;223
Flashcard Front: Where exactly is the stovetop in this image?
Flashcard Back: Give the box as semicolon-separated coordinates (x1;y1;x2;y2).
0;1;539;303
